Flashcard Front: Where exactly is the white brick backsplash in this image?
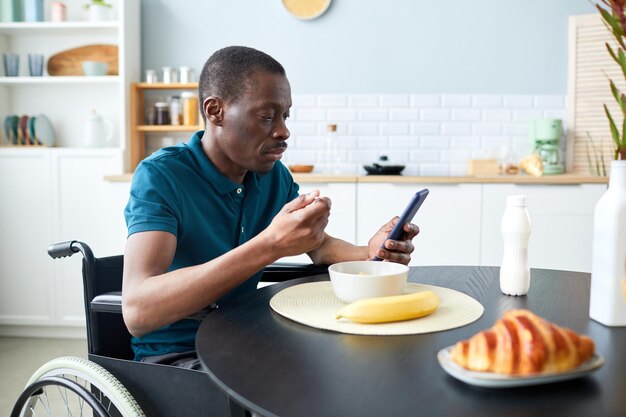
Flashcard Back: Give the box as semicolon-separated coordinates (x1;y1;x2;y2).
450;136;481;149
285;149;317;163
543;109;565;120
327;108;358;121
472;123;502;136
349;94;379;107
450;163;469;176
410;149;441;162
380;94;410;108
420;163;450;176
336;136;358;149
379;150;410;163
389;136;419;148
296;108;326;121
401;164;420;176
442;95;472;108
295;135;326;149
318;94;348;107
472;95;502;108
410;94;440;108
285;93;565;173
380;123;410;135
359;109;388;121
452;109;481;121
421;136;450;149
390;109;420;121
441;123;472;135
287;122;317;135
441;149;472;162
292;94;317;108
349;149;379;163
534;95;564;108
502;123;529;136
349;123;378;135
482;137;512;150
410;122;440;135
503;96;534;108
482;109;512;122
513;109;543;121
358;136;389;149
421;109;451;122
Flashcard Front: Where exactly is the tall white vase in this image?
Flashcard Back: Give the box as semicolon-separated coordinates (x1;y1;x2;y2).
590;160;626;326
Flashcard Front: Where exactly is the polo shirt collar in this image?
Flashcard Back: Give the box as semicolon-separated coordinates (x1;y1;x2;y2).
188;131;261;195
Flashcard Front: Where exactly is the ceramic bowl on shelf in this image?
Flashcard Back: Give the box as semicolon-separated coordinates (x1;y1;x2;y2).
288;164;315;173
81;61;109;76
328;261;409;303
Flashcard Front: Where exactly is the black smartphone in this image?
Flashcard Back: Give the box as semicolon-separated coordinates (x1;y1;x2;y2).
372;188;429;261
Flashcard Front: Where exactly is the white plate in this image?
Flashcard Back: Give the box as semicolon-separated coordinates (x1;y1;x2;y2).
34;113;55;146
437;345;604;388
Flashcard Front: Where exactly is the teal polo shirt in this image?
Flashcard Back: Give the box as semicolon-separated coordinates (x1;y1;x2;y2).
125;131;300;361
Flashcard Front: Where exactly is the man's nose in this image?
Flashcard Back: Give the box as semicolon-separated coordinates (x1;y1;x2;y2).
273;119;290;141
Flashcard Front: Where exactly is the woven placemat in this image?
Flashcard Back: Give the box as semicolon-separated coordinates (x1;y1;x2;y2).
270;282;484;335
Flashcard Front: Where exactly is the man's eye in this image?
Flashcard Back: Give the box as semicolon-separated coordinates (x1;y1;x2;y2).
262;116;274;122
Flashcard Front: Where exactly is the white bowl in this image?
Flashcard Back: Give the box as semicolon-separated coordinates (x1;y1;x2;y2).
328;261;409;303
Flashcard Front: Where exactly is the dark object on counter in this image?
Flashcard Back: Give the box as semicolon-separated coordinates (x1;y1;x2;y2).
363;163;405;175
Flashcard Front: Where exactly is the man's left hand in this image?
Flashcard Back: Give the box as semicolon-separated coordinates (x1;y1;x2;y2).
367;217;419;265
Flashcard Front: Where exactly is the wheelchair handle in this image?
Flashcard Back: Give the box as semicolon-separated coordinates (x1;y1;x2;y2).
48;240;94;261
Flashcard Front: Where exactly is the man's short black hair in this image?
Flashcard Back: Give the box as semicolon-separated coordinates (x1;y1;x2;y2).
198;46;286;121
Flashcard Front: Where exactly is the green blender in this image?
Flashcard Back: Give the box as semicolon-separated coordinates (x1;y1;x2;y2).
529;119;564;175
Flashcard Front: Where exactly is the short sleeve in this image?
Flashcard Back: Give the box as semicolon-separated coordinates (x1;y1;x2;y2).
125;161;180;238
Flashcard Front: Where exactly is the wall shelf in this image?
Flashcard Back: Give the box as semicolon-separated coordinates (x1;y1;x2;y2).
0;76;119;85
130;82;203;170
0;21;119;35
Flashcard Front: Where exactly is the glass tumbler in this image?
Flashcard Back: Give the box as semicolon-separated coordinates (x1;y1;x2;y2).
28;54;44;76
3;53;20;77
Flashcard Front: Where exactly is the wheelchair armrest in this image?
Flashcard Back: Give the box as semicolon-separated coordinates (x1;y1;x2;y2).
91;291;122;314
91;291;216;321
260;262;328;282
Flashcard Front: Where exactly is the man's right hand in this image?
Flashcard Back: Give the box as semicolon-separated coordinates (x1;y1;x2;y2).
262;190;331;257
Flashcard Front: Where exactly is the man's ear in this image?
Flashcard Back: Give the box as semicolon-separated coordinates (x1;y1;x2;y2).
203;96;223;126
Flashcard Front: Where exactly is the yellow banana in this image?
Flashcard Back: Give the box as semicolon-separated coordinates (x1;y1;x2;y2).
335;291;440;324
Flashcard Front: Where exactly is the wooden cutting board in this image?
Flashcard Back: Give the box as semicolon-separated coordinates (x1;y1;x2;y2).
47;44;118;76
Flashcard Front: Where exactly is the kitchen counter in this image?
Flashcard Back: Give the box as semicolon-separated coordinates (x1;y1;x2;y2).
105;173;608;184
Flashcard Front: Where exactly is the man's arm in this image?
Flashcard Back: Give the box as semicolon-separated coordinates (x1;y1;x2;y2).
122;191;331;337
308;217;420;266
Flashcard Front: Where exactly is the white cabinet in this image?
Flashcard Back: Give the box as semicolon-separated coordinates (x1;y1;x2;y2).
0;149;130;336
480;184;607;272
356;183;482;266
279;182;357;263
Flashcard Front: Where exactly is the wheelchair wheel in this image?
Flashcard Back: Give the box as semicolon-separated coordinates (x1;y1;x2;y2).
11;356;145;417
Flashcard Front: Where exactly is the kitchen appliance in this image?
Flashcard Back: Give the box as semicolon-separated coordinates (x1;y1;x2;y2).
529;119;564;175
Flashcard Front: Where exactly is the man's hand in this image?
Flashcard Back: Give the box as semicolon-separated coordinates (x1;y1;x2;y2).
367;217;419;265
261;190;331;258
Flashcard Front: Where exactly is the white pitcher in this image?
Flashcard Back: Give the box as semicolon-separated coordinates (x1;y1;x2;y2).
84;110;113;148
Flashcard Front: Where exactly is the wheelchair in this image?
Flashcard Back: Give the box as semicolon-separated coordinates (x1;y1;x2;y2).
11;240;327;417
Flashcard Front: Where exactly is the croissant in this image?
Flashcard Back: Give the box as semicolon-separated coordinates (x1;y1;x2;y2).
450;309;595;375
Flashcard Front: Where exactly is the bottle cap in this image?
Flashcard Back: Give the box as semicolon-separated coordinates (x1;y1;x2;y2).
506;195;527;206
327;124;337;132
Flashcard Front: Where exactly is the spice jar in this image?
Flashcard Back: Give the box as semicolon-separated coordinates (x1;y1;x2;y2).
154;102;171;125
181;92;199;126
161;67;176;84
51;2;66;22
169;96;182;125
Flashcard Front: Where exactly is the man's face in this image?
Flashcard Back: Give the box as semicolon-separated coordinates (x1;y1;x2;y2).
217;71;292;176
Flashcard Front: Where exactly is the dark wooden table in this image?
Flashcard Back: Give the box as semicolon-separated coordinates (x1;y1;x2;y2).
196;266;626;417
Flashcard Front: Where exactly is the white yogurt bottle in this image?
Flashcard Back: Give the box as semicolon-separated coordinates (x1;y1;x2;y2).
499;195;532;296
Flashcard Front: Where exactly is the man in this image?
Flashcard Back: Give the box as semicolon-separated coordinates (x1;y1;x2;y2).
122;46;419;367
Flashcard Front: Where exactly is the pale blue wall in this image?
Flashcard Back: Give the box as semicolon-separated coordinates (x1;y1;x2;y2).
140;0;595;94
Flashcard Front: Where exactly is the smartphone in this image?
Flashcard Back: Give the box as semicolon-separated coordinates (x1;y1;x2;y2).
372;188;429;261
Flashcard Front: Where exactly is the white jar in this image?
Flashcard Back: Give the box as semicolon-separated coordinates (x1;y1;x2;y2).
499;195;532;296
590;160;626;326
